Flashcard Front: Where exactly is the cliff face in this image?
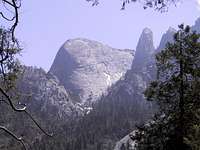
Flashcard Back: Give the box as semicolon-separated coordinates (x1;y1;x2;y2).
60;28;157;150
17;66;78;118
49;38;134;103
107;28;156;108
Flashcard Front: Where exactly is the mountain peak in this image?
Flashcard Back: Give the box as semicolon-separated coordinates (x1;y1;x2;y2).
157;27;176;51
137;27;154;50
142;27;153;34
140;28;153;42
132;28;155;70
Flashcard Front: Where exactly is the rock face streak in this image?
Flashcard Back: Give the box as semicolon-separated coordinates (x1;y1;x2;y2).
50;38;134;103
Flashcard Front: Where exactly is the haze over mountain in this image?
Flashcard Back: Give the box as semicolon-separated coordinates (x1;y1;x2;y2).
1;17;199;150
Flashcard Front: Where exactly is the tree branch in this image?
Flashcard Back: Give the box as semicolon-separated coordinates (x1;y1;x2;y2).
24;110;53;137
10;0;19;42
0;87;26;111
1;0;20;42
0;125;26;150
0;93;53;137
0;12;15;21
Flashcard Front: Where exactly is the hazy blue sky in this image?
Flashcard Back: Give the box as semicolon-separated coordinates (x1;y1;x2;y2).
16;0;200;71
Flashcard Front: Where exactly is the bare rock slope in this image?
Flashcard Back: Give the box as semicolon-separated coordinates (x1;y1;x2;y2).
50;38;134;103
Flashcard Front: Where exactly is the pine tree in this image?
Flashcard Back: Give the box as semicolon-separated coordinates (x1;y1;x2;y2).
184;109;200;150
135;25;200;150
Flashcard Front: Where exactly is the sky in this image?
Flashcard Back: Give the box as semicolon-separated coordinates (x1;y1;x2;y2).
15;0;200;71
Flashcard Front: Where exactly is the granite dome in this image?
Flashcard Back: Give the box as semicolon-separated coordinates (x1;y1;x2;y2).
50;38;134;103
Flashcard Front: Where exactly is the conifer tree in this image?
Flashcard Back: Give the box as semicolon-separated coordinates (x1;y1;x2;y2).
135;25;200;150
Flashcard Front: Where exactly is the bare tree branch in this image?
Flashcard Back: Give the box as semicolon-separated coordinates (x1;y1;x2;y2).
24;110;53;137
1;0;20;42
0;87;26;111
0;125;26;150
2;0;16;8
0;54;9;63
9;0;19;42
0;12;15;21
0;94;53;137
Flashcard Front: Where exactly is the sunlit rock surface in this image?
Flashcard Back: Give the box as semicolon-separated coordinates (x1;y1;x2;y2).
50;38;134;103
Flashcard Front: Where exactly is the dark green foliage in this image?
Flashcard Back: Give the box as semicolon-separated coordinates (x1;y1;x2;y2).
184;110;200;150
135;25;200;150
